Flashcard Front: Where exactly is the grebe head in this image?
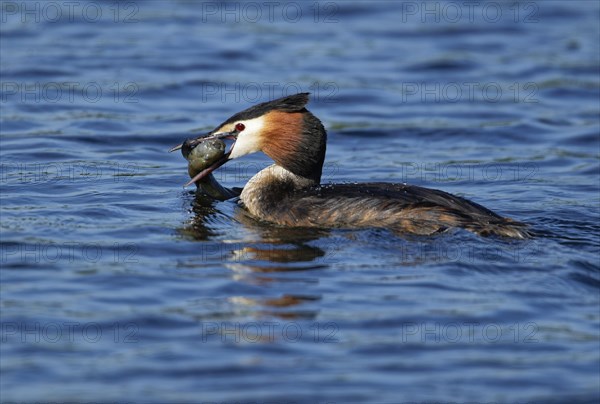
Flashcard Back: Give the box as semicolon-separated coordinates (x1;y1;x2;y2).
170;93;327;186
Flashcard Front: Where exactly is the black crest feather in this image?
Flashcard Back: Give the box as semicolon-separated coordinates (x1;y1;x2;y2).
219;93;310;128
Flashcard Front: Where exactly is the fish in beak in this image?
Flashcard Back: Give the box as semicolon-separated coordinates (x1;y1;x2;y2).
169;128;240;187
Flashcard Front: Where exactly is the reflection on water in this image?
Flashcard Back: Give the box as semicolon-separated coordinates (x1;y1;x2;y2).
179;191;329;319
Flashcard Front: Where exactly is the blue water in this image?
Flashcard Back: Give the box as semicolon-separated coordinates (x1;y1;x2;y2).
1;1;599;402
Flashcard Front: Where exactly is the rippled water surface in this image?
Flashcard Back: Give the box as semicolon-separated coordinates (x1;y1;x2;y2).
1;1;599;402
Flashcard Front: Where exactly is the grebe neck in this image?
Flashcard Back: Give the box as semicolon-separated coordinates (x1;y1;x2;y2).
239;164;316;218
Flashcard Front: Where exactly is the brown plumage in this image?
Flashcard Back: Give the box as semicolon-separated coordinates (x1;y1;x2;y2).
261;111;305;174
261;110;326;183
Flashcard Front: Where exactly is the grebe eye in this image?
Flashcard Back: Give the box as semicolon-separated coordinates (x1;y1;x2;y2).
235;123;245;132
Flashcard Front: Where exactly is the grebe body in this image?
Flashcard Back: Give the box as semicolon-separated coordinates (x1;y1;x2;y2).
172;93;528;238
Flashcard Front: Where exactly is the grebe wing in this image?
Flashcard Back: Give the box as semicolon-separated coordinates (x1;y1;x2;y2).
284;182;528;237
301;182;502;218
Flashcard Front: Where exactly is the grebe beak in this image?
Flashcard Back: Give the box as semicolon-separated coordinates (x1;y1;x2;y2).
169;129;240;187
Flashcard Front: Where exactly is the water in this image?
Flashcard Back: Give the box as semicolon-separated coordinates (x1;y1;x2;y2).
1;1;599;402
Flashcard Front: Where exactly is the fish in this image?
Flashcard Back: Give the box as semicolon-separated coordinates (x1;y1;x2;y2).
184;138;226;180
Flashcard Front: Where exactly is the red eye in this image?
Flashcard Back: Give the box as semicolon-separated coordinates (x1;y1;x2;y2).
235;123;245;132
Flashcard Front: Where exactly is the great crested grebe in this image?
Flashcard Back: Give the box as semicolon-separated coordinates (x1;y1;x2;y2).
170;93;529;238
